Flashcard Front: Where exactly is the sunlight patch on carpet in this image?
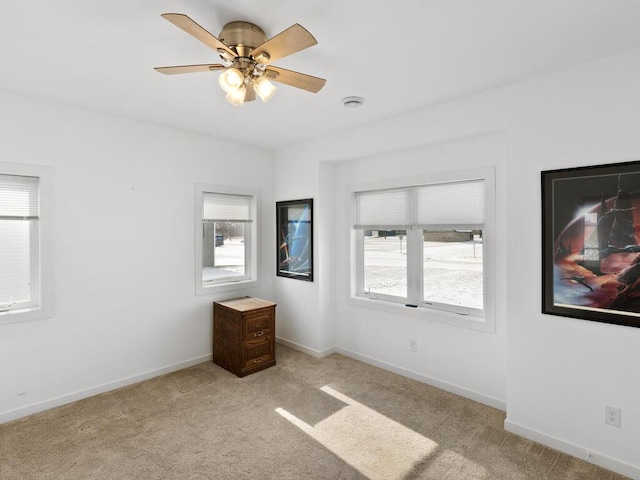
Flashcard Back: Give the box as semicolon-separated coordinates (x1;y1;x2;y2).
276;385;438;479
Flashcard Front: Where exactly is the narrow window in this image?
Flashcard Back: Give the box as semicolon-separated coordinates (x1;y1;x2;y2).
202;192;252;284
195;184;259;295
0;174;40;314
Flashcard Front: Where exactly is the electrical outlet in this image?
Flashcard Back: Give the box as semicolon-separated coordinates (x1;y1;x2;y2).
409;338;417;352
605;406;621;427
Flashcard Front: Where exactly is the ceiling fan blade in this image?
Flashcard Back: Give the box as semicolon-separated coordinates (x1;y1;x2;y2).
265;66;326;93
161;13;236;59
251;24;317;63
154;64;225;75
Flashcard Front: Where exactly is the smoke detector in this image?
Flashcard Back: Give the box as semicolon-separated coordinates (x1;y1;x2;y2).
342;96;365;108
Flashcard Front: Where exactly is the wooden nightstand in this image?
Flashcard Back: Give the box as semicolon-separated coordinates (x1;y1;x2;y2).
213;297;276;377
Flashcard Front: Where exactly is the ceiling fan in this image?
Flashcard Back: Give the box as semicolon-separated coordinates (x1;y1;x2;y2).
154;13;326;106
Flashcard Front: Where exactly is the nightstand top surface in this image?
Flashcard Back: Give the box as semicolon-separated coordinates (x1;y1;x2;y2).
215;296;276;312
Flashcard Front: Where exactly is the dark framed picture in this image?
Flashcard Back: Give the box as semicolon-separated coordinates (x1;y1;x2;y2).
542;160;640;328
276;198;313;281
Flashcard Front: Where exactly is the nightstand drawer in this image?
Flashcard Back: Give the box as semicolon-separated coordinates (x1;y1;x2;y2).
244;336;273;362
245;311;273;339
244;354;273;370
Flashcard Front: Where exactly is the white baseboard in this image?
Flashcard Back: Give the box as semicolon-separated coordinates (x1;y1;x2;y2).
335;346;506;411
276;336;336;358
0;354;212;425
505;419;640;480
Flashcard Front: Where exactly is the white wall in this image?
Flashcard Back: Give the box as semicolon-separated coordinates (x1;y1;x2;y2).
272;156;336;355
502;49;640;477
0;91;274;422
274;48;640;477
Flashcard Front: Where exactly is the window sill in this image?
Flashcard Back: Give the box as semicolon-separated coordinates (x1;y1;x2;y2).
196;278;260;296
348;295;495;332
0;305;53;325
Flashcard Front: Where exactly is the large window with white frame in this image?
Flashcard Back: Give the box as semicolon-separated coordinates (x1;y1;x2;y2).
353;170;493;323
0;163;52;323
195;184;259;295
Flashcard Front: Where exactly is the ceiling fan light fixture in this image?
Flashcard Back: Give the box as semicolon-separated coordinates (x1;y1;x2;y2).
218;68;244;94
254;77;277;103
225;85;247;106
155;13;326;106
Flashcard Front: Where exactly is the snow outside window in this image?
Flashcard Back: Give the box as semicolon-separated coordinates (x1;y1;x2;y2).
354;176;488;318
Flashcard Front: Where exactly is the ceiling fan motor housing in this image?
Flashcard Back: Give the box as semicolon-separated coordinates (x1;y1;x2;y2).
219;21;268;57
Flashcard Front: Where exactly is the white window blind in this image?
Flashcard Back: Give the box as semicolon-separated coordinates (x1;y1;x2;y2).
417;179;484;229
0;175;39;219
354;179;484;230
203;193;252;222
354;188;412;229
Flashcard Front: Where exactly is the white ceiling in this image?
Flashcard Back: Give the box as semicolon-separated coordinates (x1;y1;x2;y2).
2;0;640;150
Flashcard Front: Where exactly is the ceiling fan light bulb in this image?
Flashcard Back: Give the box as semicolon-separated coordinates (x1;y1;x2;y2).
225;85;247;106
218;68;245;94
254;77;277;103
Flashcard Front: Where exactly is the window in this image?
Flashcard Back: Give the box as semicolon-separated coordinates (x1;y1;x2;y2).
195;184;259;294
353;169;493;326
0;163;52;323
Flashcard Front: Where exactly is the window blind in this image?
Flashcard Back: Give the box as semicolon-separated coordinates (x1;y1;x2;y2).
416;179;484;229
354;179;484;230
354;188;412;229
203;193;252;222
0;174;39;219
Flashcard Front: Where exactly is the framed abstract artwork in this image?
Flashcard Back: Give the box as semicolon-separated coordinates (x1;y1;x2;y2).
276;198;313;281
542;160;640;328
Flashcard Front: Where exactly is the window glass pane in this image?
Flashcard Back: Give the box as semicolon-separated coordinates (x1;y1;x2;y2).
363;230;407;297
0;219;32;305
203;222;246;283
423;230;483;309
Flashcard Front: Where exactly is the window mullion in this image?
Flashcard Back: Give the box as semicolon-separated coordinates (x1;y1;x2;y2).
406;228;422;304
406;187;421;304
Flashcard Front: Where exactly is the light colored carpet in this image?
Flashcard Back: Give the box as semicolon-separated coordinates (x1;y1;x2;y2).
0;345;628;479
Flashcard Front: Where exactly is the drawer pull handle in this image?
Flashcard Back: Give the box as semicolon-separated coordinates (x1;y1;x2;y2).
253;331;265;337
254;358;263;363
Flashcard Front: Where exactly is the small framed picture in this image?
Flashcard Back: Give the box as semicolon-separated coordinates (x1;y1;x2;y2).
276;198;313;281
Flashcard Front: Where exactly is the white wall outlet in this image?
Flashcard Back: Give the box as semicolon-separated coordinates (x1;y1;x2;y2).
409;338;417;352
605;405;621;427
